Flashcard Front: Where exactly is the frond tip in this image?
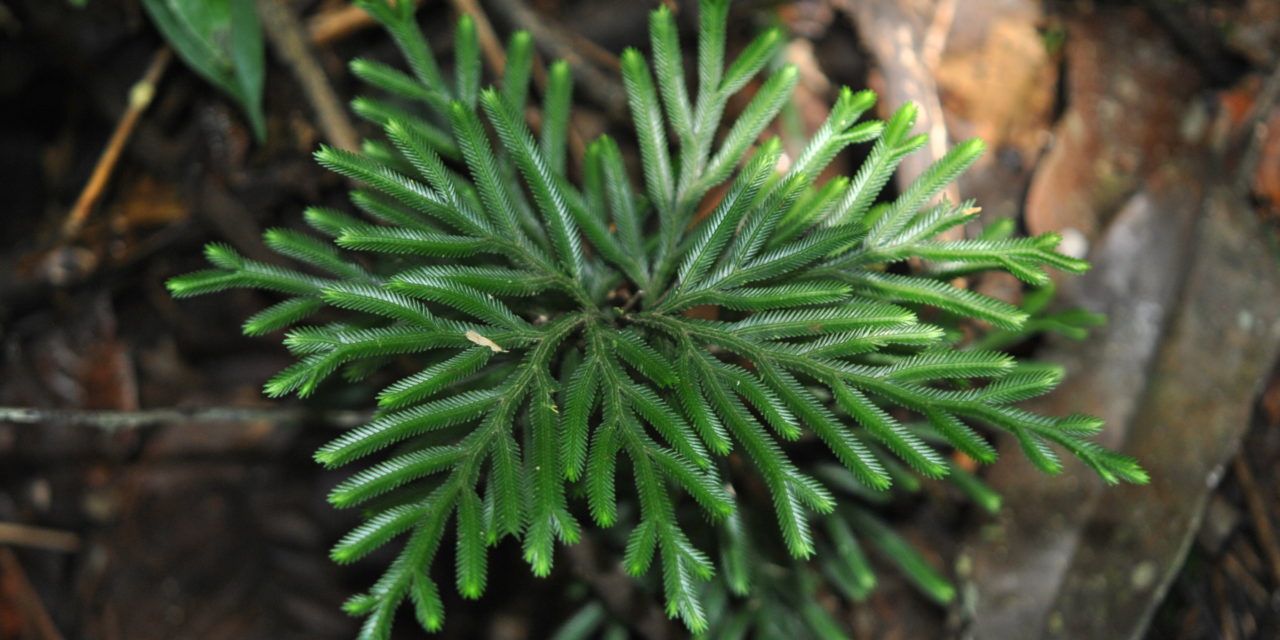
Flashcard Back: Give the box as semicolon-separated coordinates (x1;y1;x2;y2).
167;1;1142;637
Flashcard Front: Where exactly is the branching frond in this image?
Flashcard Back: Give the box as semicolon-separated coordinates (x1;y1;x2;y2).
168;1;1142;637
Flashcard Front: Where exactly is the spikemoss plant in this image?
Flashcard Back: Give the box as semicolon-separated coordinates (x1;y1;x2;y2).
168;1;1146;636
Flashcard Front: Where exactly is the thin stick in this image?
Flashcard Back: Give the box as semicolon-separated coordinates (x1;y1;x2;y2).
1232;455;1280;585
0;548;67;640
448;0;588;166
920;0;956;72
60;47;172;242
258;0;360;151
0;406;368;432
487;0;626;119
309;4;376;45
0;522;81;553
1236;59;1280;194
618;289;646;314
309;0;426;46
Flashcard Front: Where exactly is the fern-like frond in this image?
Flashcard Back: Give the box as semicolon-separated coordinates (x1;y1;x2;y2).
167;2;1143;637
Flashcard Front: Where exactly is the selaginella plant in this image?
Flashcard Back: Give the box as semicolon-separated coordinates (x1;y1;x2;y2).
168;1;1147;636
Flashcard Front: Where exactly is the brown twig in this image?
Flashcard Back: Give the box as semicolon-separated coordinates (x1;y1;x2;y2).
920;0;955;72
60;47;172;243
1232;455;1280;585
0;406;369;431
309;3;377;45
0;548;66;640
1235;59;1280;194
1221;549;1269;607
0;522;81;553
837;0;960;239
1211;568;1239;640
309;0;427;45
618;289;646;314
487;0;627;120
257;0;360;151
449;0;591;166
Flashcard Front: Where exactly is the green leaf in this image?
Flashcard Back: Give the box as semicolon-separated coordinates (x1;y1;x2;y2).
847;508;955;604
621;48;676;217
480;90;586;278
454;16;481;107
142;0;266;141
672;139;781;295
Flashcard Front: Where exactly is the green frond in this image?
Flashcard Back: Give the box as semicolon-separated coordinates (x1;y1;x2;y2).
168;3;1141;635
356;0;447;96
672;139;781;295
674;356;732;455
701;66;798;189
410;574;446;632
868;138;985;246
945;461;1003;513
702;281;852;311
621;47;676;218
794;324;947;358
322;281;439;328
487;427;526;541
392;265;553;297
453;16;480;107
169;243;335;298
377;347;493;409
348;188;435;231
595;136;648;278
834;270;1028;329
731;302;916;338
329;445;466;507
607;328;678;387
719;27;785;102
454;488;487;598
263;228;369;280
759;362;891;490
388;276;529;330
541;60;573;176
349;57;448;112
331;501;427;564
351;98;459;160
788;88;878;183
242;296;324;335
560;357;600;480
649;6;693;139
712;361;800;440
821;514;876;600
500;31;534;114
316;389;499;467
303;206;363;236
881;349;1015;382
624;519;659;576
336;224;489;256
317;146;472;231
827;103;927;226
447;101;524;239
829;382;947;478
846;507;955;604
924;409;999;464
622;382;708;467
480;89;586;278
524;378;571;577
